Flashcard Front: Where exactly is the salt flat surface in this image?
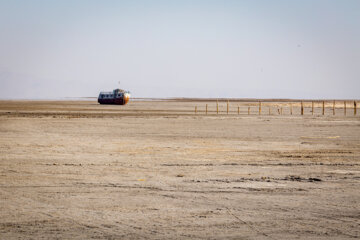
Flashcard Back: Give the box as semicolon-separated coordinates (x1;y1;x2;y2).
0;100;359;239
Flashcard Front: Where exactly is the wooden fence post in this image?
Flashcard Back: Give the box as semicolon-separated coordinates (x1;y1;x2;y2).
248;107;250;115
333;100;335;115
344;101;346;116
206;104;208;115
216;100;219;114
238;106;240;115
227;100;229;115
259;102;261;115
322;101;325;115
354;101;357;115
195;106;197;114
301;101;304;115
290;103;293;115
312;101;314;115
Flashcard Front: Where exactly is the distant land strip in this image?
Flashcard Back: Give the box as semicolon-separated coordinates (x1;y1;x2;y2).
132;98;360;102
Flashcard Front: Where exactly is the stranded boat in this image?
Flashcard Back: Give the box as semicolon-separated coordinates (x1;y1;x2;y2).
98;89;131;105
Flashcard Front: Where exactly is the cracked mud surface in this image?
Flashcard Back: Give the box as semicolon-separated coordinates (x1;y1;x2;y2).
0;100;359;239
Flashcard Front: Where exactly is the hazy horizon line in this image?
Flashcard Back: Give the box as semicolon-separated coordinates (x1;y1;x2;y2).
0;97;359;102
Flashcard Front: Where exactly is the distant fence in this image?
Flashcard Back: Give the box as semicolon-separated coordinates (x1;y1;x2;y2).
194;100;358;116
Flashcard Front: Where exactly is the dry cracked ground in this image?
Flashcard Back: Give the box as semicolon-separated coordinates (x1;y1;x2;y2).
0;100;359;239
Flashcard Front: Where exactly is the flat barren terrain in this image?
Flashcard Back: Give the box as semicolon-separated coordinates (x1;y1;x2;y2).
0;100;359;239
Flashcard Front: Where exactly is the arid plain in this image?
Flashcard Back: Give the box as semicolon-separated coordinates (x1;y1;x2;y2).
0;100;359;239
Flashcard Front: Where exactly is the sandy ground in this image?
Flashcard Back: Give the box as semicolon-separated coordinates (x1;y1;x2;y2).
0;100;359;239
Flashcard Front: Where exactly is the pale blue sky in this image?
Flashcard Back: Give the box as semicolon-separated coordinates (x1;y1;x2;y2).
0;0;359;99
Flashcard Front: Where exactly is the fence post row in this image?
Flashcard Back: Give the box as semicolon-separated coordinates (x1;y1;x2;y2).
194;100;358;116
